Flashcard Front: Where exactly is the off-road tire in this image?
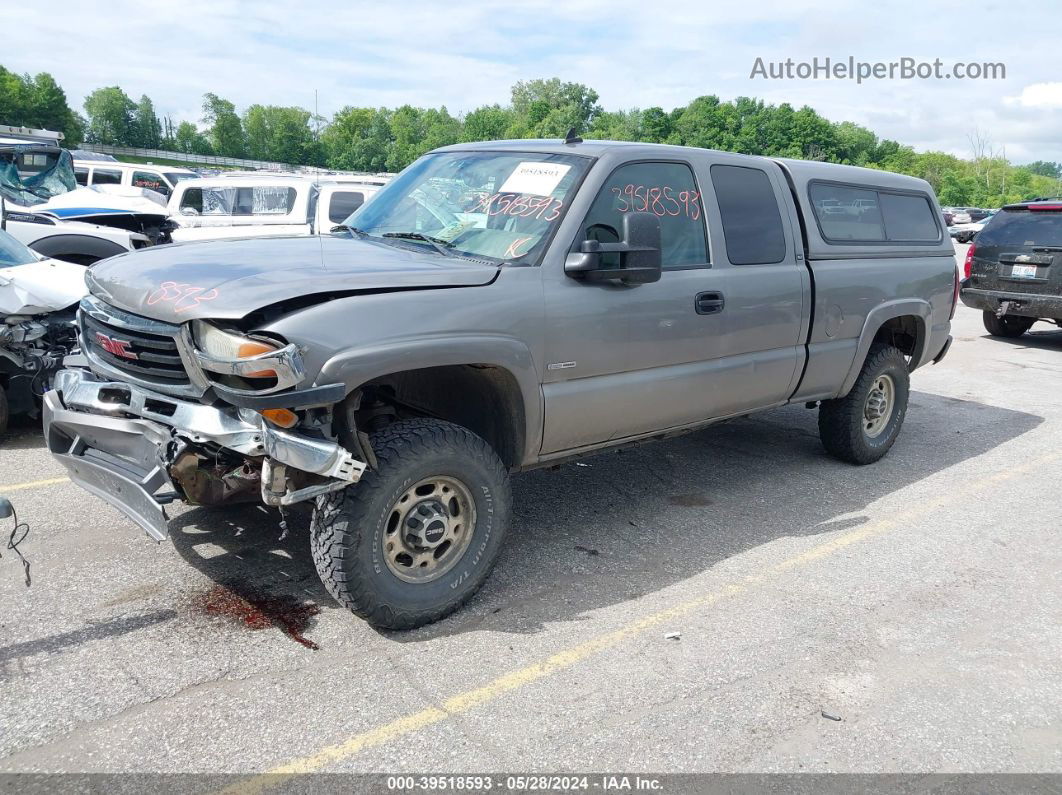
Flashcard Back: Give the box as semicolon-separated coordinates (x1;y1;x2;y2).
818;343;910;465
982;311;1034;338
0;384;8;437
310;418;510;630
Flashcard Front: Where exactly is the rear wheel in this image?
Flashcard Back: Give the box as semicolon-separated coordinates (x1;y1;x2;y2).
983;311;1035;338
310;418;510;630
818;344;910;465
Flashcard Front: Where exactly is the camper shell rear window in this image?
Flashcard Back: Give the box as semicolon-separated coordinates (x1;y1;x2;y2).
808;180;941;244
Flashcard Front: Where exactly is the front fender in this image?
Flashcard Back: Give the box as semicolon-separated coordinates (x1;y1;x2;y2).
318;334;543;465
838;299;930;397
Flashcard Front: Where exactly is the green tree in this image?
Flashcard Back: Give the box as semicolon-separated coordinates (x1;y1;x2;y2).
1025;160;1061;179
510;78;601;137
201;93;246;158
132;94;162;148
586;108;644;141
174;121;213;155
321;107;392;171
0;65;29;125
27;72;83;144
833;121;879;166
0;67;83;144
243;104;316;163
321;106;375;170
83;85;136;145
640;107;672;143
461;104;514;142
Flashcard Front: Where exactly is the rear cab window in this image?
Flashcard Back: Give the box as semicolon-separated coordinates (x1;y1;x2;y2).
329;191;365;224
809;181;940;243
710;164;786;265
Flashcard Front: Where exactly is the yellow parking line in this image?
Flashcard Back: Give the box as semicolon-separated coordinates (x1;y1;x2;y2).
0;476;69;492
222;448;1062;794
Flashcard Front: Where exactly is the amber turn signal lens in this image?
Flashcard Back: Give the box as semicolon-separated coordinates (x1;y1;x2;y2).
259;408;298;428
237;340;278;378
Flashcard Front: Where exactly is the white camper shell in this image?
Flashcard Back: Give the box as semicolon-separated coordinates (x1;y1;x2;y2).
167;175;387;242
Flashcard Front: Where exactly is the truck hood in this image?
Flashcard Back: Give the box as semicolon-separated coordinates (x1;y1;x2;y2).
30;185;169;219
0;257;89;315
86;235;501;321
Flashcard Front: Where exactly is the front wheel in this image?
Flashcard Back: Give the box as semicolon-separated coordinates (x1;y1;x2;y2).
310;418;511;630
818;344;910;465
982;311;1034;338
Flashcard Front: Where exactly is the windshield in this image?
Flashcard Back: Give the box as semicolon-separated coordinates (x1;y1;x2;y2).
0;229;39;268
344;151;590;263
165;172;200;184
0;147;76;206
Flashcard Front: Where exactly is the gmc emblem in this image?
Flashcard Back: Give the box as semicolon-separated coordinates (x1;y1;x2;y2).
94;332;138;360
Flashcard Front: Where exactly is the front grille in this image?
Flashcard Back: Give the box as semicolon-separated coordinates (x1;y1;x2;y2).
80;300;191;388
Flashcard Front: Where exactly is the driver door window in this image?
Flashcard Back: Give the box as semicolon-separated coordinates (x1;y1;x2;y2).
575;162;709;269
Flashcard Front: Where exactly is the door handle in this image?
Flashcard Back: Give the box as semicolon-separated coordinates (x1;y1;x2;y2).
695;291;725;315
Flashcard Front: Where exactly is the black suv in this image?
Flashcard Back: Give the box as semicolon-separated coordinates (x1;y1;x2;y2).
960;198;1062;337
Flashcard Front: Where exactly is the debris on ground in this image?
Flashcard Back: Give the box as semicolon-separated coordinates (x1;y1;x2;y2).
664;631;682;640
821;710;842;721
574;545;600;556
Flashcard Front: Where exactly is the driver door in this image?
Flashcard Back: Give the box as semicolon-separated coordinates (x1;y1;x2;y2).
540;159;722;453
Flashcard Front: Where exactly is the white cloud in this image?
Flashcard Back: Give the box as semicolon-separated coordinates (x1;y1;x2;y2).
1005;82;1062;110
3;0;1061;162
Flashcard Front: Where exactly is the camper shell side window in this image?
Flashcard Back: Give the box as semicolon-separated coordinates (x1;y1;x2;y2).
808;180;942;245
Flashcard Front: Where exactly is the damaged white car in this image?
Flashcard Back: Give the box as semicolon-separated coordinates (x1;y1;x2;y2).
1;125;171;264
0;227;87;433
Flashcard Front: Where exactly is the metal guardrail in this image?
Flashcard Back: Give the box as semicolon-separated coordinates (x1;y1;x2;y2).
77;143;380;176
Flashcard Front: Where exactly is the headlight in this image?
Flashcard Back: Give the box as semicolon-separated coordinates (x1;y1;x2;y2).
192;320;281;378
188;321;305;393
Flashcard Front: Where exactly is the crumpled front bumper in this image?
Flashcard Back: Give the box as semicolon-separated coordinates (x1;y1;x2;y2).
43;368;364;540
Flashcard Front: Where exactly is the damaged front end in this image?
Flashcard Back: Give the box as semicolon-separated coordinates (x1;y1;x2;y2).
42;297;366;540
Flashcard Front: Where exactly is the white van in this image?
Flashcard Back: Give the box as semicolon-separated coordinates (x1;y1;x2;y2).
167;175;387;242
72;160;199;199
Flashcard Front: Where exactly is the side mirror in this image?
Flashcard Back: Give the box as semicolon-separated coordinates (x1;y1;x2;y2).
565;211;662;285
181;207;200;217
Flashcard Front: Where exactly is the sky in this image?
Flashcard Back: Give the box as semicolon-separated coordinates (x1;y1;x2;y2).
6;0;1062;163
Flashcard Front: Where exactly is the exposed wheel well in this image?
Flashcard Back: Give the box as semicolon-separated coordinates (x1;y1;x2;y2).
872;315;923;362
346;364;526;470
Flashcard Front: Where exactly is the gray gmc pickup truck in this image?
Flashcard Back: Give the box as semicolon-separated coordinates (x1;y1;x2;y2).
43;139;956;628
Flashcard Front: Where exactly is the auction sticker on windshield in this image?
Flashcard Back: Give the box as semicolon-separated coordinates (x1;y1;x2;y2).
499;162;572;196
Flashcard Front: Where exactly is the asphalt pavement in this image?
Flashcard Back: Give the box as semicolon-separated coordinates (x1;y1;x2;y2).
1;254;1059;778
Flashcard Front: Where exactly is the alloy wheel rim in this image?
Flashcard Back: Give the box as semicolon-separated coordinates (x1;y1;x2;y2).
383;476;476;583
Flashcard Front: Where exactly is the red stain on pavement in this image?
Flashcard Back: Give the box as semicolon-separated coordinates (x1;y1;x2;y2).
194;584;321;649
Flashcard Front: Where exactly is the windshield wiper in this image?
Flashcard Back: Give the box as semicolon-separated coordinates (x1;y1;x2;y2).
332;223;368;237
382;231;456;257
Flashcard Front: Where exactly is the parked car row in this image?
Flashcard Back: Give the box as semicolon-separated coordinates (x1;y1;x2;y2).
2;124;393;263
